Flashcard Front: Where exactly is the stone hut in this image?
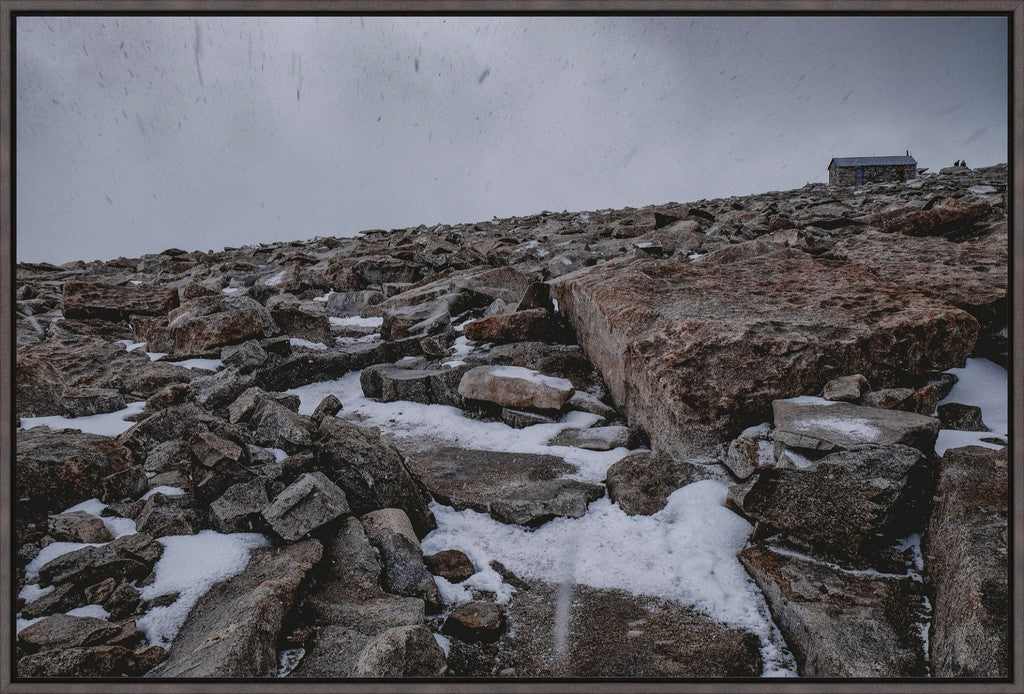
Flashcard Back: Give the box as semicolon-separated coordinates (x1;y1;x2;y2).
828;153;918;186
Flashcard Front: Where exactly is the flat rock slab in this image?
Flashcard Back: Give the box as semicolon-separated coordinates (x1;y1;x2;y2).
404;446;603;526
61;280;179;321
925;446;1008;677
739;544;927;677
150;539;323;678
446;582;762;677
458;365;575;412
772;397;940;454
554;256;976;457
730;444;930;560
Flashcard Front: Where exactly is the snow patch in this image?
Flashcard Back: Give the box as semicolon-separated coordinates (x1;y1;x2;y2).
935;358;1008;455
141;486;186;500
329;315;383;328
487;365;573;392
19;401;147;437
289;338;329;351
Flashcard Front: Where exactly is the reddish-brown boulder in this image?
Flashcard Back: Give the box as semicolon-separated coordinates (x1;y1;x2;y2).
61;280;179;321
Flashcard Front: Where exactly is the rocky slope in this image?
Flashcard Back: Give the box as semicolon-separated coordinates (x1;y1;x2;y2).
13;164;1009;679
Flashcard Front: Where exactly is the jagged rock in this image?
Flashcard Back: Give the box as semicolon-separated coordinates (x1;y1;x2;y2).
442;602;507;643
771;398;940;454
463;308;564;344
270;303;332;344
310;394;343;426
119;403;226;463
547;425;632;451
47;511;113;544
935;403;989;432
15;353;66;417
221;340;269;372
822;374;869;402
325;289;385;317
722;434;775;480
565;390;616;419
100;465;149;502
262;472;350;541
59;387;127;418
165;295;277;354
740;544;926;677
424;549;475;583
554;256;976;457
350;625;447;677
134;493;196;538
61;280;179;321
447;583;762;677
18;644;166;677
925;446;1008;677
500;408;557;429
729;444;930;560
38;533;164;587
360;509;442;612
870;198;992;238
17;427;139;514
315;418;436;538
604;451;717;515
209;479;270;534
248;398;313;453
458;365;574;412
380;302;451;341
859;387;917;411
360;361;471;407
20;582;87;619
150;539;323;677
188;366;254;410
18;614;123;654
188;431;253;502
515;282;555;313
404;446;602;526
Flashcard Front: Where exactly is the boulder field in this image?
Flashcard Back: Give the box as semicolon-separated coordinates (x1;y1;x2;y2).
13;165;1008;679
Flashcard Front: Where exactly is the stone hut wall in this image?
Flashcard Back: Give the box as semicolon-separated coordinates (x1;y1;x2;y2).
829;164;917;186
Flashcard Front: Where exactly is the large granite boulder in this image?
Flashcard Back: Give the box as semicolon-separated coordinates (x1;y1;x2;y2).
925;446;1008;677
554;256;976;456
150;539;323;677
740;544;927;677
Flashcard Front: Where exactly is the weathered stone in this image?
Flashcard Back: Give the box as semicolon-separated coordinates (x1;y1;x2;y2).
209;479;270;534
859;388;916;411
310;394;343;427
554;256;977;457
740;544;926;677
221;339;269;372
188;431;253;502
18;614;123;654
351;625;447;677
17;427;138;514
547;425;633;451
446;583;762;677
936;403;989;432
458;365;574;412
15;353;66;417
262;472;350;541
515;282;555;313
871;198;993;238
271;303;333;344
772;398;940;454
188;366;254;411
565;390;617;419
248;398;313;453
604;451;717;515
166;295;277;354
463;308;565;344
723;434;776;481
822;374;870;402
62;280;179;321
315;418;436;538
134;493;196;538
325;289;385;317
730;444;930;560
20;582;86;619
442;602;507;643
150;539;323;677
500;408;557;429
47;511;113;544
404;446;603;526
424;549;475;583
143;383;189;412
38;533;163;587
59;387;128;418
925;446;1008;677
119;403;223;464
100;466;149;502
360;509;442;612
18;645;164;677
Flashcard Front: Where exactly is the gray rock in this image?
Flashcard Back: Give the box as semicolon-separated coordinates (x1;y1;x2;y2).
547;425;633;451
501;408;557;429
221;340;269;372
359;509;442;613
59;387;127;418
821;374;870;402
315;418;436;538
925;446;1008;677
38;533;163;587
404;445;602;527
100;466;150;503
209;479;270;534
262;472;350;542
565;390;616;419
150;539;323;677
18;614;123;654
740;544;926;677
17;644;166;677
351;625;447;677
722;435;775;480
729;445;930;560
61;280;179;322
47;511;113;544
859;388;917;411
249;398;313;453
771;398;940;454
20;582;86;619
325;290;385;318
604;451;717;516
188;366;254;410
458;365;575;411
134;493;196;539
935;402;989;432
360;361;471;408
188;431;254;502
310;394;343;427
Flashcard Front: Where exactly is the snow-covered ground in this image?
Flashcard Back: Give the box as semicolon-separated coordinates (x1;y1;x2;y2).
934;357;1008;455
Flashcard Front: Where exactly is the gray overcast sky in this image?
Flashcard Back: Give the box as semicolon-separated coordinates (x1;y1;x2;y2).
16;15;1008;264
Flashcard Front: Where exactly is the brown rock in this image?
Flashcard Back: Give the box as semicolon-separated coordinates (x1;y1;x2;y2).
925;446;1008;677
870;198;993;237
554;256;976;457
61;280;179;321
458;365;575;412
18;645;162;677
442;601;507;643
47;511;113;544
463;308;565;344
604;451;717;515
424;549;476;583
821;374;870;402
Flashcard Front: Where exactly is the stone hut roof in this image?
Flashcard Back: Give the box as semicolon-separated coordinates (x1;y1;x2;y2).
829;155;918;169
